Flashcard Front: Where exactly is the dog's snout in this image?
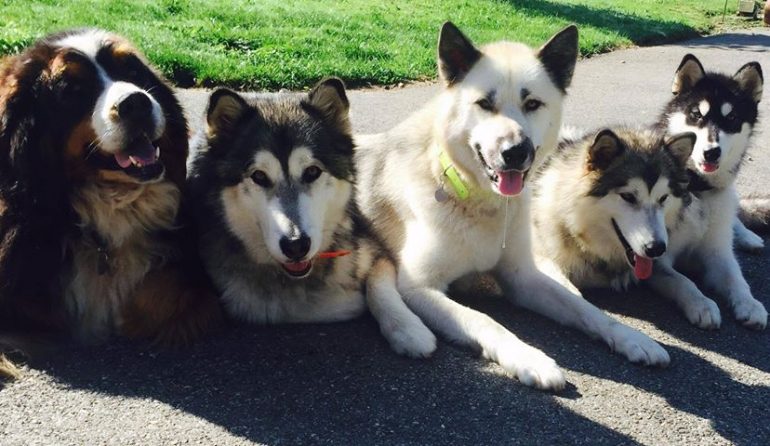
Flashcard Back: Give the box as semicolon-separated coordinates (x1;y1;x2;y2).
279;234;311;260
703;147;721;163
644;241;666;258
117;92;152;123
500;138;534;170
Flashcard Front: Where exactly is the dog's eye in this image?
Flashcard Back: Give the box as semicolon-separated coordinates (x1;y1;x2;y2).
724;111;736;121
619;192;637;205
689;107;702;120
302;166;322;184
475;98;495;112
524;99;544;113
251;170;272;188
658;194;669;205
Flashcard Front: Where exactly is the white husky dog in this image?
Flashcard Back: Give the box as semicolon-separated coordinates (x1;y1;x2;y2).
354;23;669;390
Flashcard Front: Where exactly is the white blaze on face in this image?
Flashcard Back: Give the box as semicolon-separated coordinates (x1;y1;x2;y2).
442;42;565;192
55;30;165;155
602;177;671;257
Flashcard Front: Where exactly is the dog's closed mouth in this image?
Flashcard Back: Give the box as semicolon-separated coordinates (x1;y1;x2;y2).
281;260;313;278
611;218;653;280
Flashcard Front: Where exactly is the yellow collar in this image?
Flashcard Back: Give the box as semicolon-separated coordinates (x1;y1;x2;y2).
439;151;470;200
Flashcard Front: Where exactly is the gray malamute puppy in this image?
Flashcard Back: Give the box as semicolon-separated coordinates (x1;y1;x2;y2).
187;79;434;356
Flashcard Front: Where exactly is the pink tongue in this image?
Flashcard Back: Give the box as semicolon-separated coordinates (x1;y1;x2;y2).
113;139;158;169
283;261;310;273
702;162;718;173
497;170;524;196
634;255;653;280
114;152;132;168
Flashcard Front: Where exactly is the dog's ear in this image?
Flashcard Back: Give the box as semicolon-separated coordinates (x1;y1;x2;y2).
733;61;763;103
537;25;579;93
0;54;71;327
672;54;705;95
206;88;249;138
587;129;623;171
664;132;696;167
437;22;481;86
305;77;350;132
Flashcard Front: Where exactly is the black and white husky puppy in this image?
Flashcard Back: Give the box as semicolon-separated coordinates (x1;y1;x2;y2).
652;54;767;329
187;78;434;356
657;54;767;251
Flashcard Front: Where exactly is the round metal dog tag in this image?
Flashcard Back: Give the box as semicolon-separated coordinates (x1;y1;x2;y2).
434;186;449;202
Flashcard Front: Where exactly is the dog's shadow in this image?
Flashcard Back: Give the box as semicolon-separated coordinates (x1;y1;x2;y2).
26;318;635;445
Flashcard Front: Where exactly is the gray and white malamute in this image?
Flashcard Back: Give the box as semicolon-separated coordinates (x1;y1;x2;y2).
532;127;694;311
650;54;768;328
186;79;434;356
354;23;669;391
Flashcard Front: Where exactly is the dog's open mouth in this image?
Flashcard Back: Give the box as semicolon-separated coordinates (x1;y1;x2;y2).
701;161;719;173
611;218;653;280
475;146;528;196
86;135;164;181
281;260;313;279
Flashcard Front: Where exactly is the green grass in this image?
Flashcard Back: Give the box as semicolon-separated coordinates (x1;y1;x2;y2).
0;0;746;90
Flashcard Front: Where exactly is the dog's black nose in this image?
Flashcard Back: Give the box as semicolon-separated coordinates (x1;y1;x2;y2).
500;138;534;170
703;147;721;163
117;92;152;123
280;234;311;260
644;241;666;258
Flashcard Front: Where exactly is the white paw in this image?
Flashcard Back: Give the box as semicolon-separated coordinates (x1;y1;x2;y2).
609;324;670;367
381;315;437;358
733;298;768;330
496;344;565;391
735;231;765;253
683;297;722;330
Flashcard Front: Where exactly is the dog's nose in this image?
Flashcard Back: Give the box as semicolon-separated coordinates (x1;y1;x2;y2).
280;234;311;260
703;147;721;163
117;92;152;123
500;138;534;170
644;241;666;258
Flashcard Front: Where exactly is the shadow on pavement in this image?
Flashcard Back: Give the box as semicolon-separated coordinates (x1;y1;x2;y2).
679;33;770;51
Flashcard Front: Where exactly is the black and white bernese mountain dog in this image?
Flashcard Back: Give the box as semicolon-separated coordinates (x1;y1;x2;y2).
0;29;220;379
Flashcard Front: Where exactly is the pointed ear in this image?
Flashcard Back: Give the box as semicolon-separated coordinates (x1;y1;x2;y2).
733;61;763;103
664;132;696;167
672;54;705;95
206;88;248;137
537;25;579;93
587;129;623;171
305;77;350;131
437;21;481;86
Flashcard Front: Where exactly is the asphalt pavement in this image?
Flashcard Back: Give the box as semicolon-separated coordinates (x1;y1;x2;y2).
2;29;770;446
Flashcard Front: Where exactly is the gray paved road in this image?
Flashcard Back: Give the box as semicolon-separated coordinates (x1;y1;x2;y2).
2;30;770;446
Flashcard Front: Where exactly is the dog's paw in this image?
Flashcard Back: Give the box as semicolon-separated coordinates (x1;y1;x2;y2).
735;230;765;253
683;297;721;330
383;317;437;358
609;325;670;367
497;345;565;391
733;298;768;330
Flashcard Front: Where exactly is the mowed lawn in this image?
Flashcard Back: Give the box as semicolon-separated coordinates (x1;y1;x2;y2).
0;0;733;89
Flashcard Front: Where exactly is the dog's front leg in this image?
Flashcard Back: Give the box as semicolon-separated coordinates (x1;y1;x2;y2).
396;225;564;390
646;259;721;329
366;258;437;358
733;217;764;252
699;248;767;330
500;229;670;366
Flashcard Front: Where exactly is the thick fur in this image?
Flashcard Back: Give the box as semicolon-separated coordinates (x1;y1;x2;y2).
533;127;693;290
650;54;767;329
354;23;669;391
0;29;220;379
657;54;767;252
187;79;434;356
